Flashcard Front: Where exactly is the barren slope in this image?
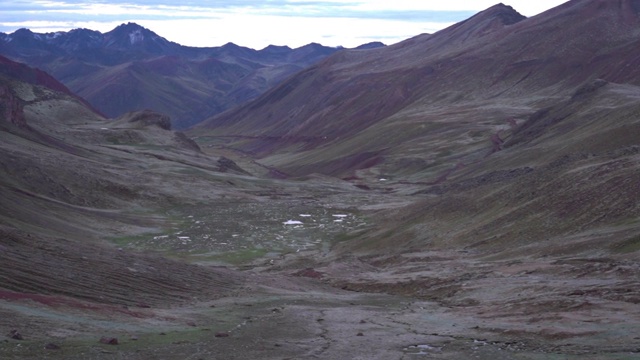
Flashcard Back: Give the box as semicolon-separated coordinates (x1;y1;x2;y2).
2;2;640;359
194;0;640;180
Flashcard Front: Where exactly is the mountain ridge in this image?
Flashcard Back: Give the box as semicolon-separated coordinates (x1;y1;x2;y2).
0;22;381;128
193;0;640;177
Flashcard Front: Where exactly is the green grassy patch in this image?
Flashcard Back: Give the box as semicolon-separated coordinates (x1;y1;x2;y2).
610;234;640;254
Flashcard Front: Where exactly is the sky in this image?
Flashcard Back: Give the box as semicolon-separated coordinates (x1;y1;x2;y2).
0;0;568;50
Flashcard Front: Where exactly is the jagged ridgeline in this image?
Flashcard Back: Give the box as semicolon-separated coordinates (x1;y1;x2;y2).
0;23;383;129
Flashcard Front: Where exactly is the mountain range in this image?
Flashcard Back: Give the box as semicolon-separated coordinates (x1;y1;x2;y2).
188;0;640;255
0;23;381;129
1;0;640;358
194;1;640;178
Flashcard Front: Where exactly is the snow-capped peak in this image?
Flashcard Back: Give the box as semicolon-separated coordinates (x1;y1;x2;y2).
129;29;144;45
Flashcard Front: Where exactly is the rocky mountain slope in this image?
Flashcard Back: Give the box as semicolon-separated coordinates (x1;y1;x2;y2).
193;0;640;311
0;54;253;303
194;0;640;180
0;23;365;128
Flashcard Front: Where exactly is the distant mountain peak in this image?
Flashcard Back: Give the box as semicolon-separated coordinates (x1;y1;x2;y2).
100;22;177;52
355;42;386;50
222;42;241;49
112;22;148;32
433;2;526;44
13;28;34;35
106;22;159;43
129;28;144;45
262;44;292;52
477;3;526;25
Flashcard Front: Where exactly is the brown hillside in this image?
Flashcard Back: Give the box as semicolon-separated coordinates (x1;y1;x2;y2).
194;0;640;180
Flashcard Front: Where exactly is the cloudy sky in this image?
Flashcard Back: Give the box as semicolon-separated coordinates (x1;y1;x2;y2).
1;0;568;49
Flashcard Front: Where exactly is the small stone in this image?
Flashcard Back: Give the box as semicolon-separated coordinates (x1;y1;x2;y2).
356;332;364;336
99;337;118;345
186;321;197;327
130;335;139;341
45;343;61;350
8;330;23;340
215;332;230;338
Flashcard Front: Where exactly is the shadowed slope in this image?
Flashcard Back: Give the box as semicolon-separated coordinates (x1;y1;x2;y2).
335;79;640;259
0;226;245;307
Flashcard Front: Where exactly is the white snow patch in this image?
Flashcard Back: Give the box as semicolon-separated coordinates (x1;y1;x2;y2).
129;29;144;45
299;214;312;217
46;32;63;40
404;344;439;355
283;220;303;225
332;214;348;218
178;236;190;240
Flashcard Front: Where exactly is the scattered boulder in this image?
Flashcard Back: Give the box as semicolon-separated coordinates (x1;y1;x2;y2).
215;332;230;338
124;110;171;130
99;337;119;345
7;330;23;340
174;131;202;152
44;343;61;350
292;268;324;279
217;156;249;175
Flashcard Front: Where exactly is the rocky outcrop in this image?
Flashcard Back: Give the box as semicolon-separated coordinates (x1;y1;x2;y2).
125;109;172;130
174;131;201;152
0;84;26;128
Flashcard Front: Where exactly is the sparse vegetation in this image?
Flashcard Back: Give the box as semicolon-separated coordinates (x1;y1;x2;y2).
2;1;640;359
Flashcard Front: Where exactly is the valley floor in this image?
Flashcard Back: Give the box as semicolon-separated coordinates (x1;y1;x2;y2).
1;187;639;360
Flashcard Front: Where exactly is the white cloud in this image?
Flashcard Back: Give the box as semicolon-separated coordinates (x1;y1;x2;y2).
0;0;569;48
141;16;452;49
332;0;566;16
